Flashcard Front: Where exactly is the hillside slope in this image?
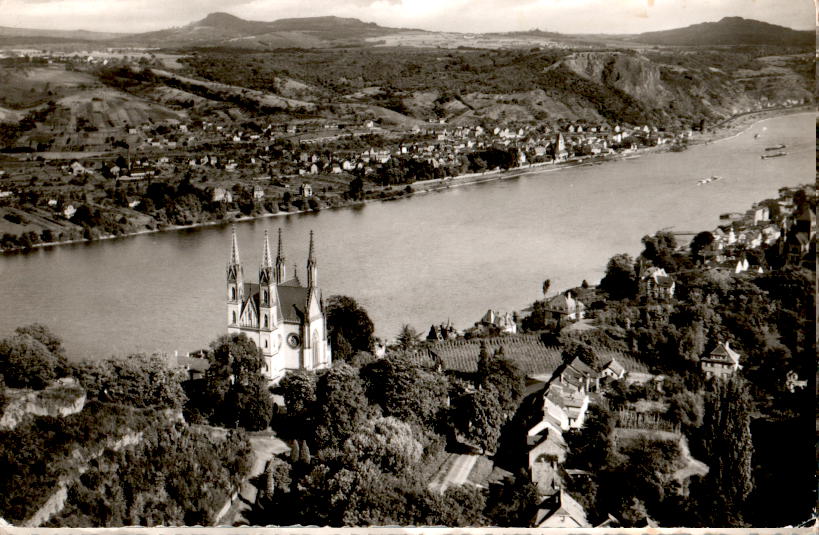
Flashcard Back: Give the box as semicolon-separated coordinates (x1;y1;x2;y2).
118;13;409;49
633;17;814;46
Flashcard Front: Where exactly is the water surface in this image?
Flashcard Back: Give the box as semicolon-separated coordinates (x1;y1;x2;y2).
0;112;813;360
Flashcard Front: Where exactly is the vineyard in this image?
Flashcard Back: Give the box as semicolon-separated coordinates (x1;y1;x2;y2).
409;334;650;376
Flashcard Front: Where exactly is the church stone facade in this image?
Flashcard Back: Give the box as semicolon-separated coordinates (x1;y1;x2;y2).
226;227;331;382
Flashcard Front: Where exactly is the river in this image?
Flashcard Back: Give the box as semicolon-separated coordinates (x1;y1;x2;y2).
0;111;813;360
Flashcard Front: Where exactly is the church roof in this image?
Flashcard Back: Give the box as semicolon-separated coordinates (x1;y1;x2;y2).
277;284;309;324
241;282;313;325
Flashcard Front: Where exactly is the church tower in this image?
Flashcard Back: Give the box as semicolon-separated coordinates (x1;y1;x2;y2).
274;228;286;284
226;226;244;327
259;230;277;330
306;230;317;289
303;230;323;368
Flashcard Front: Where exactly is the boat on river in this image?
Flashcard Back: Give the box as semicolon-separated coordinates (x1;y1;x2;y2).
697;175;722;185
761;152;787;159
765;144;786;151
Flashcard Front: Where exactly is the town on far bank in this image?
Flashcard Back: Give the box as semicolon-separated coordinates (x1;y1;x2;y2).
0;50;811;251
0;182;814;529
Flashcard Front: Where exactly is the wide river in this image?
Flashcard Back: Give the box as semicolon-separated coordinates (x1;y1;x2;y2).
0;112;814;360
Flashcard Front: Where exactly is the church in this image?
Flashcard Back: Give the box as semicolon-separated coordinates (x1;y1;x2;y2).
226;227;332;383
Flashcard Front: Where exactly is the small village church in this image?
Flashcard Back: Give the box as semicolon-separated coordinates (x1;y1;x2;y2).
226;227;331;382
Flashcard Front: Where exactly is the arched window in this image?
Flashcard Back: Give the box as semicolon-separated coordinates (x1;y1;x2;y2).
263;290;269;304
232;311;237;324
264;314;269;328
230;287;236;300
264;339;268;348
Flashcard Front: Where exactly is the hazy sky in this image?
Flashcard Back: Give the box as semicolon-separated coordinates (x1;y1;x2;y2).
0;0;815;34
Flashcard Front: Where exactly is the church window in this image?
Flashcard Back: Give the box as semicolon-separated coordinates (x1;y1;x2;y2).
230;287;236;300
264;314;269;328
264;339;268;348
232;311;237;324
263;290;269;304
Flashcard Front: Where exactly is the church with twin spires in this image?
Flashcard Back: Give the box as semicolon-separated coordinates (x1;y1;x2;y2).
226;227;331;382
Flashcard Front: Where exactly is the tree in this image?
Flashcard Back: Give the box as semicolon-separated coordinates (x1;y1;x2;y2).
277;369;317;439
697;377;754;526
561;339;601;370
566;404;616;471
342;416;423;474
600;253;638;301
347;176;364;200
666;390;704;432
542;279;551;296
619;496;649;527
15;324;67;375
477;351;525;413
190;334;271;430
0;334;58;389
690;231;715;263
232;378;273;431
325;295;375;357
395;324;421;350
361;354;448;428
455;385;505;454
485;472;539;526
314;363;372;449
640;231;678;271
429;485;487;526
73;353;187;409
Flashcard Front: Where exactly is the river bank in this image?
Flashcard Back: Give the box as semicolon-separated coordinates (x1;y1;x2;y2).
2;106;811;254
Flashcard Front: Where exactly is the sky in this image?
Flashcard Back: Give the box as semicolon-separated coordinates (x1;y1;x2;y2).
0;0;814;34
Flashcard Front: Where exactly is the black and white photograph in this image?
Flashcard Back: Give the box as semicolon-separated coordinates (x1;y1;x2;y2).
0;0;815;530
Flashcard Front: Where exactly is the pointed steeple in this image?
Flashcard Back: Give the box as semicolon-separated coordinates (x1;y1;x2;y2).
262;229;272;267
227;226;243;282
260;229;273;285
274;228;286;284
229;226;241;266
307;230;317;289
226;225;244;302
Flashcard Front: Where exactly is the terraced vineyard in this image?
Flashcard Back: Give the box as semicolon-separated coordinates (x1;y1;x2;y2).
410;334;649;376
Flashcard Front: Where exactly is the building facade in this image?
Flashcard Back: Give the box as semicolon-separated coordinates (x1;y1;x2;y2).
226;227;331;383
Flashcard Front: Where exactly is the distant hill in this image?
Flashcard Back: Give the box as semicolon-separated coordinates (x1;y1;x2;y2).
117;12;410;48
0;26;125;41
632;17;814;47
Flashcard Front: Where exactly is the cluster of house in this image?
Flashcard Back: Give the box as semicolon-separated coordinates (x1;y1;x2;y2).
702;189;816;270
526;332;751;527
526;354;626;527
101;112;696;186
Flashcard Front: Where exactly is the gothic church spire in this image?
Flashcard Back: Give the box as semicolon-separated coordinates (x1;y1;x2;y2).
275;228;286;284
260;229;273;285
307;230;317;289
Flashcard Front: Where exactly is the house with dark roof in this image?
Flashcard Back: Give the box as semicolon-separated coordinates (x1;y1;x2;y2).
544;292;586;323
640;266;675;300
550;356;599;394
532;489;590;528
700;341;741;379
600;357;626;380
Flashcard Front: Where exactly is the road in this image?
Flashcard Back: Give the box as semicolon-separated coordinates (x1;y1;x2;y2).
429;453;478;494
216;431;290;526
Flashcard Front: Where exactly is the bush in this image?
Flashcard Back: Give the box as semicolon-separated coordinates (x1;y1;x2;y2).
0;334;59;389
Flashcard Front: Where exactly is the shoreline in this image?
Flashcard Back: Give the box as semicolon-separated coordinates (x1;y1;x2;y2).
2;106;812;254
